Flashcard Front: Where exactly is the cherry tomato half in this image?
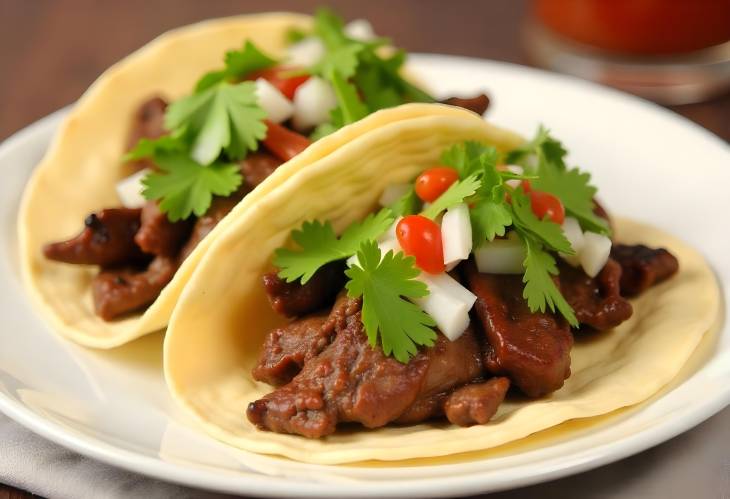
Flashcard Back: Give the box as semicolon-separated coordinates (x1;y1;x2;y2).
396;215;445;274
248;67;309;100
263;120;312;162
529;190;565;224
414;167;459;203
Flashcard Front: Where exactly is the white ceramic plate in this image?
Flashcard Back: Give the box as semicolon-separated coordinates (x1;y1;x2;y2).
1;55;728;498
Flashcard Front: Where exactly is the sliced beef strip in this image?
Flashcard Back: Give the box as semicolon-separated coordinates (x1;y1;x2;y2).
558;259;633;331
239;151;283;189
463;260;573;398
610;244;679;296
43;208;146;266
263;261;347;318
444;377;510;427
134;201;193;257
125;96;168;171
91;255;177;320
440;94;490;115
252;294;360;386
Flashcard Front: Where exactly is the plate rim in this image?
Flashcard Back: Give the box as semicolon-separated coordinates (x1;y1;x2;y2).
1;53;729;498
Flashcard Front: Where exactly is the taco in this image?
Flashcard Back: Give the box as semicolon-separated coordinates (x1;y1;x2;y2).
18;9;488;348
163;105;719;463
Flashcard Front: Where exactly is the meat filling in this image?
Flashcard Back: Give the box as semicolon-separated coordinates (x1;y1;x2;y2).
126;96;168;171
440;94;490;116
610;244;679;296
444;377;510;427
262;261;347;318
134;201;192;256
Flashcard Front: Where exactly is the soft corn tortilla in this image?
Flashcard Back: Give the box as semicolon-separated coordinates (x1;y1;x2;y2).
163;110;720;464
17;11;476;348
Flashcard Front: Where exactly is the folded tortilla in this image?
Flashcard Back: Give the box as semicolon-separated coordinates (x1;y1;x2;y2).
17;13;463;348
164;107;720;463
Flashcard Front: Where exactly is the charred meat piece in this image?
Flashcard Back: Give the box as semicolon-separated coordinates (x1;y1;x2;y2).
134;201;192;257
252;295;360;386
444;377;510;427
43;208;145;266
610;244;679;296
247;304;432;438
464;260;573;398
91;256;177;320
559;259;633;331
440;94;490;115
178;190;246;261
239;151;283;188
126;96;168;171
263;261;347;318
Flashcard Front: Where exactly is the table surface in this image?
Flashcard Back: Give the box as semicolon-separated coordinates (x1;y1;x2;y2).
0;1;728;498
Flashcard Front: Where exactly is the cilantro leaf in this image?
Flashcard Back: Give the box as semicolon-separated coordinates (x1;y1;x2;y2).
520;235;578;327
141;152;242;221
441;141;499;180
328;70;369;125
313;7;349;49
421;174;481;220
388;184;420;217
310;44;363;80
345;240;437;362
510;189;574;255
123;135;185;162
165;81;267;165
275;209;394;283
195;41;277;92
471;200;513;244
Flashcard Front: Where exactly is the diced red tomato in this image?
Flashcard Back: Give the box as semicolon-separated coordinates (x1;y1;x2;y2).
520;179;532;192
396;215;445;274
414;167;459;203
529;190;565;224
248;67;309;100
263;120;311;162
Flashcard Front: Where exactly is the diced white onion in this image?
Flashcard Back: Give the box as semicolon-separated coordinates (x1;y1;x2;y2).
286;37;325;67
580;232;612;278
504;164;524;189
474;233;525;274
378;217;402;243
255;78;293;124
378;184;410;207
115;168;150;208
441;203;472;267
292;77;338;131
414;272;476;341
559;216;584;267
344;19;377;41
347;238;402;268
417;272;477;310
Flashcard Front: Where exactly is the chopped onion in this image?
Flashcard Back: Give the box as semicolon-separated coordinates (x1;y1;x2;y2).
378;184;410;207
580;232;612;278
255;78;293;124
413;272;475;341
504;164;524;189
344;19;376;41
292;77;338;131
378;217;402;243
115;168;150;208
559;216;584;267
474;233;525;274
286;37;325;67
441;203;472;267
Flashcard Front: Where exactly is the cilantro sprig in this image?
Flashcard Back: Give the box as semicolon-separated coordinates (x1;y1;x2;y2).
346;240;437;362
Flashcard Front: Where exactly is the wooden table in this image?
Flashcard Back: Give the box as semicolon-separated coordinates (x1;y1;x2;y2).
1;1;728;497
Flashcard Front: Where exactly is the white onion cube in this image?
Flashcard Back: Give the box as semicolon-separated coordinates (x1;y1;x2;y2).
255;78;293;124
559;216;584;267
474;234;525;274
378;184;410;208
292;77;338;131
580;232;612;278
286;37;325;67
441;203;472;266
115;168;150;208
504;164;524;189
345;19;376;41
414;291;471;342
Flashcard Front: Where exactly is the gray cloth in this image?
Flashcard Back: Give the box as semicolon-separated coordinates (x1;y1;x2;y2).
1;408;729;499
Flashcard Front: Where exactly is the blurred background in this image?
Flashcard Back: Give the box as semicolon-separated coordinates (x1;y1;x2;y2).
1;0;729;141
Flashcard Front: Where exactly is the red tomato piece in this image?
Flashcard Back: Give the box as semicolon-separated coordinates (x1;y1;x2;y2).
520;179;532;192
263;120;311;162
529;190;565;224
248;67;309;100
396;215;445;274
414;167;460;202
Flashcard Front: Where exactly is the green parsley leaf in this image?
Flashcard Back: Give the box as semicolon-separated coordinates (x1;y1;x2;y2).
286;27;308;44
141;152;242;221
470;200;513;244
165;81;267;165
388;184;421;217
520;234;578;327
123;135;186;162
510;188;574;255
195;41;277;93
274;209;394;284
310;44;363;80
328;70;369;125
441;141;499;180
421;174;481;220
313;7;349;49
345;240;437;362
